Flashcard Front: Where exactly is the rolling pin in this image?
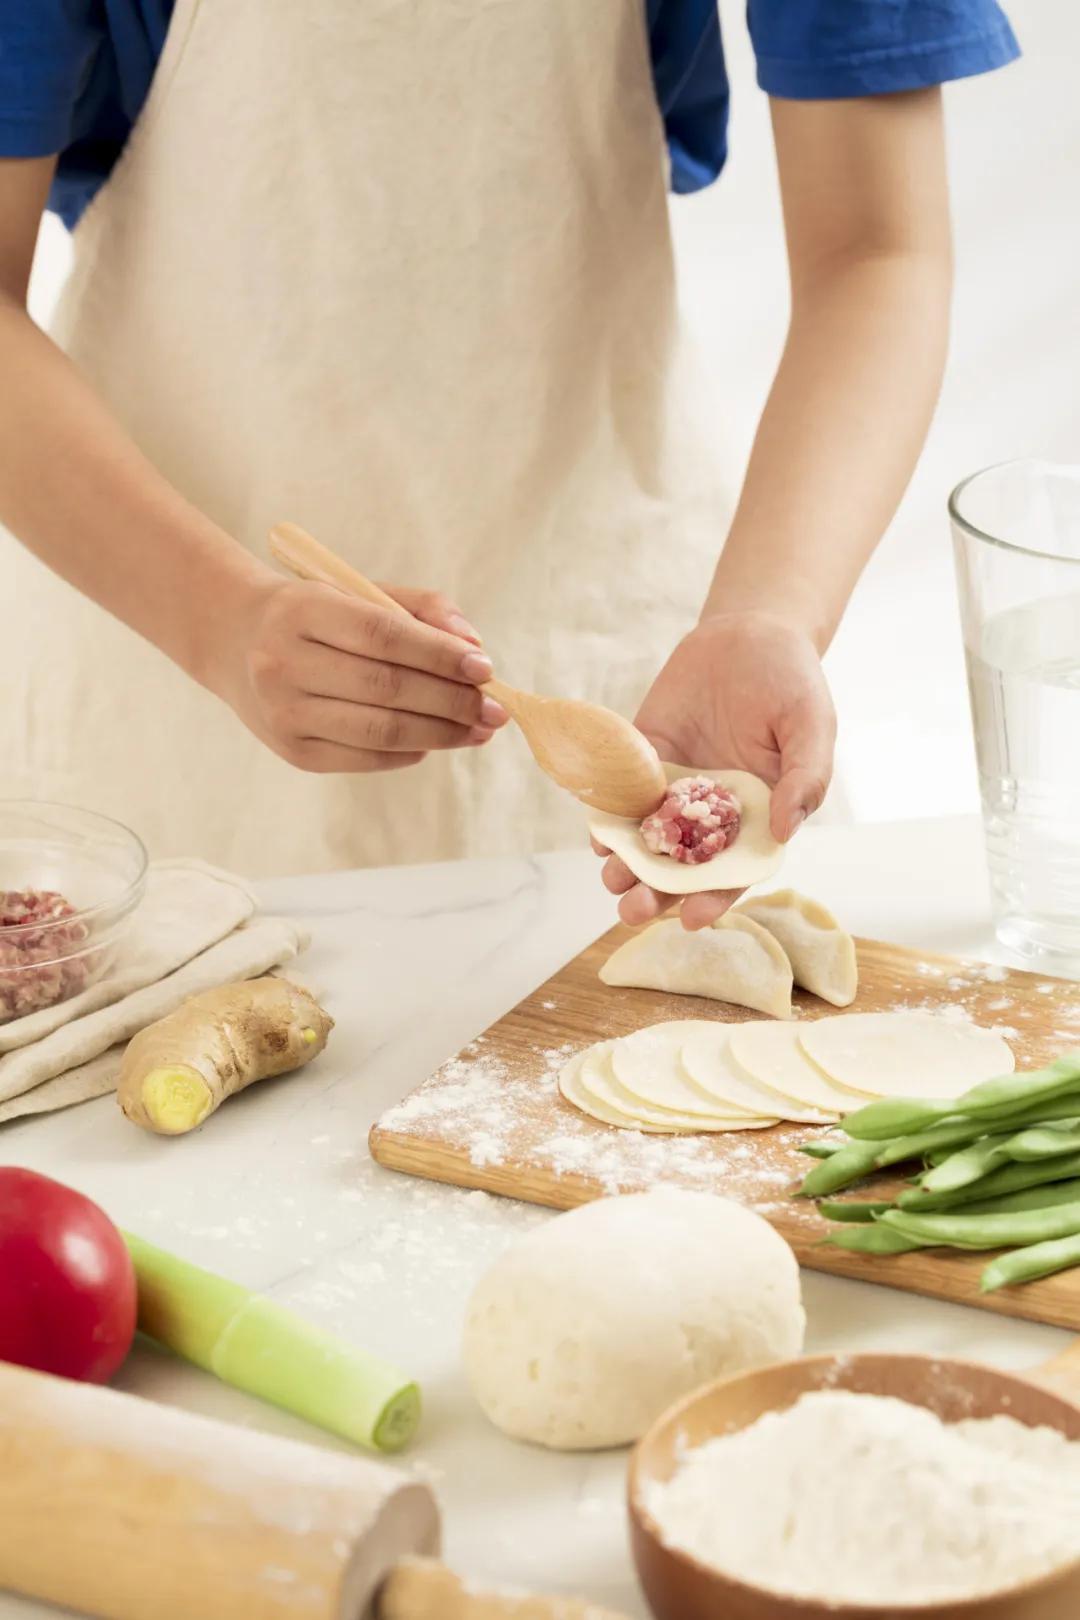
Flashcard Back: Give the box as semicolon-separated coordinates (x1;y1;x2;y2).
0;1361;631;1620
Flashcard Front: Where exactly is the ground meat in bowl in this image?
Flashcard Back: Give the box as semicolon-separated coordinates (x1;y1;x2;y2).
639;777;742;866
0;890;91;1020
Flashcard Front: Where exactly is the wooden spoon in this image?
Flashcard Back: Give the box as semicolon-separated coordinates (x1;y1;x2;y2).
269;522;667;818
629;1346;1080;1620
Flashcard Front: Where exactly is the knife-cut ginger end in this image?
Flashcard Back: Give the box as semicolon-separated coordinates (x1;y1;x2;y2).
117;977;333;1136
141;1065;214;1133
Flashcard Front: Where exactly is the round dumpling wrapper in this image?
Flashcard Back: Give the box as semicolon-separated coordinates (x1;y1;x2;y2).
558;1049;692;1134
578;1039;771;1131
799;1011;1015;1100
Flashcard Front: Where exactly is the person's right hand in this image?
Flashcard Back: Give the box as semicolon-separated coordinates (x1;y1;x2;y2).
209;572;509;772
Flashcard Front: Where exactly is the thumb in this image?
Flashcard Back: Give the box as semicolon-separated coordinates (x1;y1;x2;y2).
769;699;836;844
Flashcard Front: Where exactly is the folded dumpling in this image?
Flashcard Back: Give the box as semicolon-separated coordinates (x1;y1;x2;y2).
736;889;857;1008
599;912;793;1019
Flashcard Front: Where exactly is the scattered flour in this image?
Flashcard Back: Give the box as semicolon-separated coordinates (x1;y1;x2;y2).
376;1038;817;1206
645;1390;1080;1606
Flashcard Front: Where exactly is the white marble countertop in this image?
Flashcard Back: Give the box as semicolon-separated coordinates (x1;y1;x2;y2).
3;816;1076;1618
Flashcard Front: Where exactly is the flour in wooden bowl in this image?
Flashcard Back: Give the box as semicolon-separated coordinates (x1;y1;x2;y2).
645;1389;1080;1606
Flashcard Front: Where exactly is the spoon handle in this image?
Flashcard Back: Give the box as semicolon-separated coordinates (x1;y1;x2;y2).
269;522;405;615
268;524;524;729
269;523;520;717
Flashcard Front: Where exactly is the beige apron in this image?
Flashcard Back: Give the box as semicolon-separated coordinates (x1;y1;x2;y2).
4;0;732;875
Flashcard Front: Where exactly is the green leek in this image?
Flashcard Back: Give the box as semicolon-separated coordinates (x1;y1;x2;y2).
123;1232;419;1452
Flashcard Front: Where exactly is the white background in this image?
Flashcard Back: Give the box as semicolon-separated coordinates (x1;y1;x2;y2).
27;0;1079;825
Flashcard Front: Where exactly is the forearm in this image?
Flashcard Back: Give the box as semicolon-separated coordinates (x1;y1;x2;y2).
0;295;265;685
704;246;951;651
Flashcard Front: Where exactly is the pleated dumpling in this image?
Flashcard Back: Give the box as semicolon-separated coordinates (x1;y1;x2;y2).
599;912;793;1020
736;889;857;1008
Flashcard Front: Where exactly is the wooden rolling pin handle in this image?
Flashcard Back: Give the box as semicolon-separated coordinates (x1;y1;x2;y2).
378;1559;634;1620
0;1359;439;1620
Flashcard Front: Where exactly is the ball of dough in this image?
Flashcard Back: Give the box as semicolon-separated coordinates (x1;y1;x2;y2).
462;1189;805;1451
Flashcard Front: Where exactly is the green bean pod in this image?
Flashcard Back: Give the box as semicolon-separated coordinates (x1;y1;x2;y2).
881;1197;1080;1252
874;1117;1003;1169
799;1138;882;1197
821;1225;927;1255
896;1149;1080;1212
920;1118;1080;1195
800;1114;1008;1198
980;1230;1080;1293
842;1055;1080;1141
817;1199;895;1223
920;1134;1013;1194
1004;1120;1080;1162
798;1140;846;1160
961;1179;1080;1216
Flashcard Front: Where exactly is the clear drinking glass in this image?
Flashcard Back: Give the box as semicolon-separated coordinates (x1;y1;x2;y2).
951;460;1080;965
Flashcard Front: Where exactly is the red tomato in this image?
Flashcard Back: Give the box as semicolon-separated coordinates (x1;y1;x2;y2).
0;1167;136;1383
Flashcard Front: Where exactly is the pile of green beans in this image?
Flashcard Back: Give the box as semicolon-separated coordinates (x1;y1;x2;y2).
798;1054;1080;1293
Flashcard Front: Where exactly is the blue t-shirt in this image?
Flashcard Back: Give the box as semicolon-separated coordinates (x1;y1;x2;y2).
1;1;1019;229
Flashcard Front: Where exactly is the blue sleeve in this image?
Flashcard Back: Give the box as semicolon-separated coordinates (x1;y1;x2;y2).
0;0;106;155
748;1;1020;100
647;0;729;193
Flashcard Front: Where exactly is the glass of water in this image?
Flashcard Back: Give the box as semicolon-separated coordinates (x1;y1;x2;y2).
951;459;1080;965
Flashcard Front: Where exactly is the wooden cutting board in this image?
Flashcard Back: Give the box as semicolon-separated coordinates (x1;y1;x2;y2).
370;927;1080;1330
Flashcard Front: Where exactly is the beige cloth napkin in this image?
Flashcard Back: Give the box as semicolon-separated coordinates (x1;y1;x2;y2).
0;860;308;1124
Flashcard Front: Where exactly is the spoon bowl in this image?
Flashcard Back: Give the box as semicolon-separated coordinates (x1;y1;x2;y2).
629;1348;1080;1620
480;677;667;818
269;524;667;818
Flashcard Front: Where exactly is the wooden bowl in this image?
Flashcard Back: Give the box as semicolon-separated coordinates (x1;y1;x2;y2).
628;1352;1080;1620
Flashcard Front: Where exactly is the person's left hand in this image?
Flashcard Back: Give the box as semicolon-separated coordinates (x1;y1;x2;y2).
595;611;836;931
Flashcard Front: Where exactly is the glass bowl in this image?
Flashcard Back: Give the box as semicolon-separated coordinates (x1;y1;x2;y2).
0;802;148;1024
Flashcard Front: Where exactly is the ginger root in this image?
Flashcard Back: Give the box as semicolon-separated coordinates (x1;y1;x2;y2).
117;977;333;1135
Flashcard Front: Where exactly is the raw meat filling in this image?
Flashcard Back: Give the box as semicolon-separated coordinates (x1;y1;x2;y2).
0;890;90;1020
639;777;742;866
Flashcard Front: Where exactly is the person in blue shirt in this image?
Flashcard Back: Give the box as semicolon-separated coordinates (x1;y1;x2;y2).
0;2;1018;899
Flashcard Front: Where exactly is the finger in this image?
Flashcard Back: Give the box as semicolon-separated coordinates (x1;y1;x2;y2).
298;696;496;754
293;643;509;729
617;883;677;927
301;588;494;686
678;890;741;931
381;583;484;647
590;836;611;858
770;698;836;843
284;740;428;775
601;854;639;895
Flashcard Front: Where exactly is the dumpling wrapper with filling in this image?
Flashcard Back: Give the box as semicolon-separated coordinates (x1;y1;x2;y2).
600;912;793;1020
587;764;782;895
736;889;858;1008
